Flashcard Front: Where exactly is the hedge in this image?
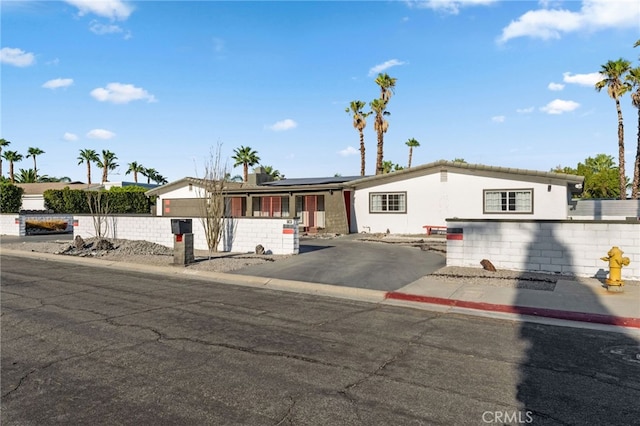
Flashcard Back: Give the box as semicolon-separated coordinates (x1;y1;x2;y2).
0;183;24;213
43;186;153;214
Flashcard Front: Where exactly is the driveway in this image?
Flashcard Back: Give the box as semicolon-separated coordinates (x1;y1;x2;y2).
231;235;446;291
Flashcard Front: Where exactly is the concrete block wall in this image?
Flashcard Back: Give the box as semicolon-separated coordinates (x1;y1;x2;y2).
446;219;640;280
73;215;299;255
0;214;22;236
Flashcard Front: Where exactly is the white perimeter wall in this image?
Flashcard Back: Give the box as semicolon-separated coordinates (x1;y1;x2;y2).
0;214;21;236
73;215;299;255
353;172;570;234
446;220;640;280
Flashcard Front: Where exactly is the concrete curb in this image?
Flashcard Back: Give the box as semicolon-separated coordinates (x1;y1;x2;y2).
386;292;640;329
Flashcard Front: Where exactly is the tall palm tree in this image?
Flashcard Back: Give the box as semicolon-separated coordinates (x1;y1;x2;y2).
626;42;640;198
125;161;145;183
0;138;10;178
152;173;168;185
595;58;632;199
97;149;118;183
77;149;100;184
2;150;23;183
346;100;371;176
370;98;390;175
405;138;420;168
231;146;260;182
26;147;45;181
372;73;397;175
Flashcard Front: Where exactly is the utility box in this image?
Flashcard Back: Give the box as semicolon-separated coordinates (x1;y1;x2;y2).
171;218;192;235
171;219;194;266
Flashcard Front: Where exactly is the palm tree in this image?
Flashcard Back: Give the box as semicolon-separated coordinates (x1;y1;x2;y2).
26;147;45;181
97;149;118;183
224;173;243;182
2;150;23;183
231;146;260;182
346;100;371;176
373;73;397;175
142;167;158;184
370;98;390;175
626;48;640;198
14;168;37;183
77;149;100;184
595;58;632;199
125;161;145;183
0;138;10;178
405;138;420;168
260;165;284;180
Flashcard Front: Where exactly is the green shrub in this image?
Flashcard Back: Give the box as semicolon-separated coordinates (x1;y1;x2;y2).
43;187;151;214
0;183;24;213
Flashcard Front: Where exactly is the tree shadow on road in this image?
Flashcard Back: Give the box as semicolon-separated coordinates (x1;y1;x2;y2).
515;224;640;425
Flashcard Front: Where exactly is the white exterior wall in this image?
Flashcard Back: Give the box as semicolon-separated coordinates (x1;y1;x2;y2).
73;215;299;255
353;172;570;234
446;220;640;280
21;195;46;211
0;214;22;236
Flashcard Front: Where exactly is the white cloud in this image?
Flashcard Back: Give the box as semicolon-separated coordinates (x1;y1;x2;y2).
405;0;498;15
540;99;580;115
90;82;156;104
64;0;133;20
368;59;406;76
547;82;564;91
63;132;79;141
42;78;74;89
338;146;358;156
516;106;535;113
563;71;603;86
0;47;35;67
89;21;132;39
267;119;297;131
491;115;505;123
498;0;640;43
87;129;116;139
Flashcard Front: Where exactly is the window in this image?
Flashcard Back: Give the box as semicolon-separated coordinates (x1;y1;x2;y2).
369;192;406;213
484;189;533;214
252;196;290;217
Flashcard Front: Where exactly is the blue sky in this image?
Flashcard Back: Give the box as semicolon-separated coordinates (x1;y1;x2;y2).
2;0;639;183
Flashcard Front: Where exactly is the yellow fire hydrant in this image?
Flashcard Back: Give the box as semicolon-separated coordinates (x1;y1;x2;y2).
601;246;631;287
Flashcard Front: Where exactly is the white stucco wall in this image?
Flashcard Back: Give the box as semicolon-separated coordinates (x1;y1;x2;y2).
446;220;640;280
73;215;299;255
353;172;571;234
21;195;46;211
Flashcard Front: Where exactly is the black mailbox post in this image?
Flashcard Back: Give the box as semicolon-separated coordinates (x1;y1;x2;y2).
171;219;192;235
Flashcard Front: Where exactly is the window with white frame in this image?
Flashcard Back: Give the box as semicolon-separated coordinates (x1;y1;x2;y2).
484;189;533;213
369;192;406;213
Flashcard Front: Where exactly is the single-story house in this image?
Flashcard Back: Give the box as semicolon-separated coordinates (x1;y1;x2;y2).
146;168;362;234
348;160;584;234
146;161;584;235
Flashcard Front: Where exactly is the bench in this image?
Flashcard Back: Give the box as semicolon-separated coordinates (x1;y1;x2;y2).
423;225;447;236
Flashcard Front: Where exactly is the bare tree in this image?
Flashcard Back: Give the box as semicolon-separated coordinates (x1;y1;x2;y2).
196;144;229;257
86;191;112;241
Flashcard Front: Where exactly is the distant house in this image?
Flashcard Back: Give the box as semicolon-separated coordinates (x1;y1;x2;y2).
349;160;584;234
146;161;584;235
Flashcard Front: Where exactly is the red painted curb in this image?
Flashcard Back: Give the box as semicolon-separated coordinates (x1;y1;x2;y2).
385;292;640;329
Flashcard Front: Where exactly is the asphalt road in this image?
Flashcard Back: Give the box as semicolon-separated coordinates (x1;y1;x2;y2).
232;236;446;291
2;255;639;425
